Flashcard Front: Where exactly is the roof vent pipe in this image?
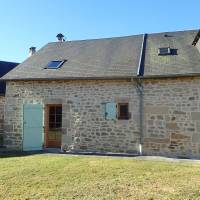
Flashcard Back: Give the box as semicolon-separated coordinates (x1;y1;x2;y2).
29;47;36;57
56;33;65;42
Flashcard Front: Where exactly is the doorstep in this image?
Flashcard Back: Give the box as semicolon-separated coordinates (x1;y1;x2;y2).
43;148;61;153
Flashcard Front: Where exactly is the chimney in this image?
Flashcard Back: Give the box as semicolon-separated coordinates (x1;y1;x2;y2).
29;47;36;57
56;33;65;42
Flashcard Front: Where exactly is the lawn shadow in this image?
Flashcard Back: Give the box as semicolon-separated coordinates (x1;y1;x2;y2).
0;151;46;158
0;148;62;158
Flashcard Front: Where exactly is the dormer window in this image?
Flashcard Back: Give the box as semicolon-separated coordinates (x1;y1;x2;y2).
158;47;171;55
45;60;66;69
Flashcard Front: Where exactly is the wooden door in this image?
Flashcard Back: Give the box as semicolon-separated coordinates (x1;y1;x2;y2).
23;104;43;151
45;104;62;148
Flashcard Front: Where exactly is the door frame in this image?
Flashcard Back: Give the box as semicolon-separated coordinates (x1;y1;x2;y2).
44;104;62;148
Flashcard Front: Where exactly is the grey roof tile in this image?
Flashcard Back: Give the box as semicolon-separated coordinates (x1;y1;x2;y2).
2;29;200;80
2;35;143;80
144;30;200;76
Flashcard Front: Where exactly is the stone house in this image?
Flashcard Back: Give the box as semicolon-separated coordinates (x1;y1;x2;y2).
0;61;19;146
1;29;200;158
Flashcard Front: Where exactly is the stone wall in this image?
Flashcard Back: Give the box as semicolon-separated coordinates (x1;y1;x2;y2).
4;77;200;158
4;80;140;153
143;77;200;158
0;96;5;146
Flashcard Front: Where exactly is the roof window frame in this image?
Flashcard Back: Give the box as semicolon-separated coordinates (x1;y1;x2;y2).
44;60;66;69
158;47;171;56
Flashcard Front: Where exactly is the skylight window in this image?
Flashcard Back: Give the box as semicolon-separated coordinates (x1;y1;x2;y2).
158;47;171;55
45;60;65;69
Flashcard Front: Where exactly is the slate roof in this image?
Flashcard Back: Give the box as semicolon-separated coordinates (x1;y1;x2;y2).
2;35;143;80
144;30;200;76
0;61;18;94
2;29;200;80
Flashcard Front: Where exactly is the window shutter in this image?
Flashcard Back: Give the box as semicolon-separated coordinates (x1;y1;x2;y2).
105;102;117;120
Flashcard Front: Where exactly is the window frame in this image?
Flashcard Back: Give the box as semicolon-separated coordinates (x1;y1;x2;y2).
117;102;129;120
158;47;171;56
44;60;66;69
48;105;62;129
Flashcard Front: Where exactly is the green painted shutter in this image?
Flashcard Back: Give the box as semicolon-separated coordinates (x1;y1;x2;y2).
105;102;117;120
23;104;43;151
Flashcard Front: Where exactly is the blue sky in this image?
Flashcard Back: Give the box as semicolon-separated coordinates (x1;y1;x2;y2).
0;0;199;62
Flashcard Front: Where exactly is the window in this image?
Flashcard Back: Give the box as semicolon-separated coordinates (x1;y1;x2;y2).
158;47;171;55
118;103;129;120
45;60;65;69
104;102;130;120
49;105;62;129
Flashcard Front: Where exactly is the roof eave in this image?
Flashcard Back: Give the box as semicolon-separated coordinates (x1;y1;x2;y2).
1;76;136;81
141;73;200;79
2;72;200;82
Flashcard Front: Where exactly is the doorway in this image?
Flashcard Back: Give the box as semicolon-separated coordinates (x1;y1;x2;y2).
45;104;62;148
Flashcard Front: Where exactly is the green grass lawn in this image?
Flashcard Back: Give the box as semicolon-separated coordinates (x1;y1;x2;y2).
0;154;200;200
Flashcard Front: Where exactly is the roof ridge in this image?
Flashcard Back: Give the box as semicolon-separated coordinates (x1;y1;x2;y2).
46;29;199;44
47;34;143;44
